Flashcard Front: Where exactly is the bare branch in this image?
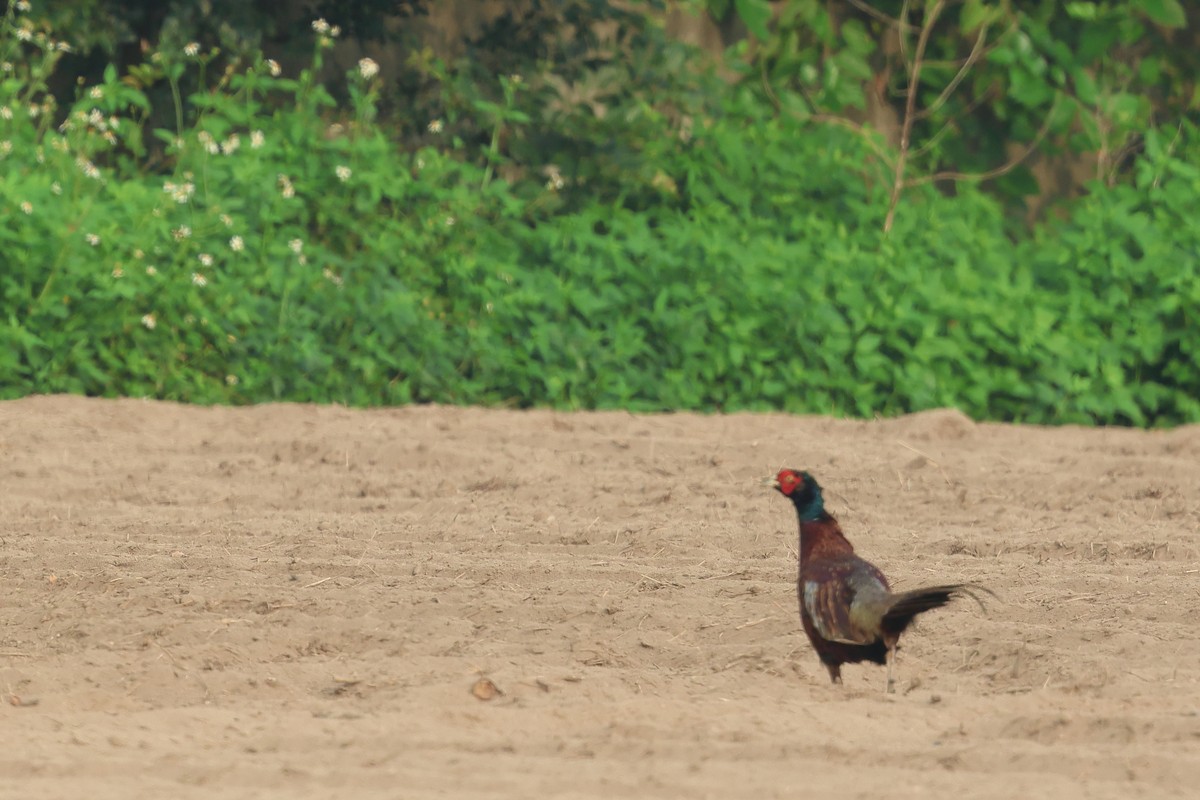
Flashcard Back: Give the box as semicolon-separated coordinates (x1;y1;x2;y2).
911;86;1000;159
896;0;913;70
913;22;990;122
1151;120;1186;190
883;0;944;234
903;96;1063;188
846;0;919;33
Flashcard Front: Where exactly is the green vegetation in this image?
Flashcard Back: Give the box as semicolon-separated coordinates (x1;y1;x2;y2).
1;1;1198;425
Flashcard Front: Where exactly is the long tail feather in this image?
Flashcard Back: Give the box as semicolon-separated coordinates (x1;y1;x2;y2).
881;583;994;635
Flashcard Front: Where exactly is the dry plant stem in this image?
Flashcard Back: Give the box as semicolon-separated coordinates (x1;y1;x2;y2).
914;22;991;122
884;0;945;235
905;95;1062;187
847;0;919;33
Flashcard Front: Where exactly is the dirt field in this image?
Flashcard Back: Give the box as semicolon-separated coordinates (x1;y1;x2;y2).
1;396;1198;799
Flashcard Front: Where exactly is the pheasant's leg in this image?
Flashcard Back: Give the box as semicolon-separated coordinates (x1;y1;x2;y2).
885;646;897;694
825;662;842;684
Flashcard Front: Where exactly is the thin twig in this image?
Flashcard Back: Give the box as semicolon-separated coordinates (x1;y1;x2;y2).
913;22;991;122
911;86;999;158
895;439;953;486
905;95;1062;187
896;0;913;68
735;616;775;630
884;0;945;234
847;0;919;33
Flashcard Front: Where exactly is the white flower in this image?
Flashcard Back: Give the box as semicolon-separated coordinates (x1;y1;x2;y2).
444;216;455;227
0;141;12;156
312;18;330;34
225;374;239;386
358;58;379;80
220;214;233;227
172;181;195;203
88;86;103;100
20;201;32;214
198;253;213;267
222;134;240;155
134;249;144;259
250;130;265;149
427;119;443;134
51;182;62;195
229;235;244;252
85;233;100;246
415;156;425;169
335;165;351;182
184;42;200;57
146;266;158;276
0;107;11;120
266;59;281;77
141;313;157;330
323;268;344;287
1;63;11;73
192;272;208;286
173;225;191;240
278;174;295;198
56;41;73;53
329;24;341;38
16;27;32;42
288;238;303;254
16;1;31;12
112;266;124;278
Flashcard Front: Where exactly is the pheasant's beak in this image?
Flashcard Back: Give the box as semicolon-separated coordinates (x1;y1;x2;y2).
762;476;780;489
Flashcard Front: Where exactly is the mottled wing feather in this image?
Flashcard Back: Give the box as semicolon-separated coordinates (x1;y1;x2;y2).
803;580;870;644
802;559;892;645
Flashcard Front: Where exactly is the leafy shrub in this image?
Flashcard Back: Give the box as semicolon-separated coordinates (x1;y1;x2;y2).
2;4;1200;426
1021;121;1200;426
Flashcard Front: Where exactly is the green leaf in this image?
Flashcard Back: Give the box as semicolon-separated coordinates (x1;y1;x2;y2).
733;0;772;40
960;0;995;32
1073;70;1098;105
1065;2;1098;20
1135;0;1186;27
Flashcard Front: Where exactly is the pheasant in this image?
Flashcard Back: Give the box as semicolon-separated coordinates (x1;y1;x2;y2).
769;468;987;692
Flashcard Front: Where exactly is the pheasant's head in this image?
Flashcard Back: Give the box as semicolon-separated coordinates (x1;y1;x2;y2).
770;468;826;521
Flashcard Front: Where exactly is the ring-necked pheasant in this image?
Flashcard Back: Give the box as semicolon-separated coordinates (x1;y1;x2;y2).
769;468;988;692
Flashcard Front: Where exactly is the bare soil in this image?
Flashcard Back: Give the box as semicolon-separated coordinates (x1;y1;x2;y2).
2;396;1198;799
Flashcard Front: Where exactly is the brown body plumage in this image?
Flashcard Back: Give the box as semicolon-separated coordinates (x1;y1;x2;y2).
771;468;985;691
